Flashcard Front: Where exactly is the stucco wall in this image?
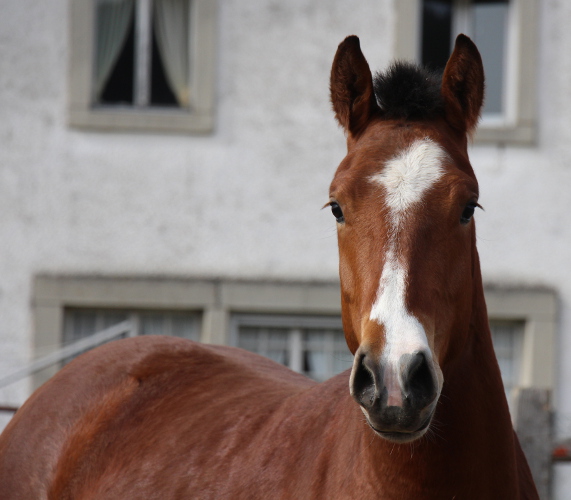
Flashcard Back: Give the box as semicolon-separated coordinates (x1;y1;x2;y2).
0;0;392;399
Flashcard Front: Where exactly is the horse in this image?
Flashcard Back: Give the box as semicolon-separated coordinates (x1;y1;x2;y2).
0;35;538;499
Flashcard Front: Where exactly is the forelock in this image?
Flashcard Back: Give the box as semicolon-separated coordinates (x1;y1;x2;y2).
373;62;444;120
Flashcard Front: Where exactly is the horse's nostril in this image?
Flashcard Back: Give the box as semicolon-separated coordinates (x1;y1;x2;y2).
351;354;376;409
403;351;436;406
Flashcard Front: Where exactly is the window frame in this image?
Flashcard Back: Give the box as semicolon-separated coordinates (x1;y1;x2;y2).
485;286;557;390
230;313;349;381
394;0;538;145
31;276;342;388
490;319;525;395
68;0;217;134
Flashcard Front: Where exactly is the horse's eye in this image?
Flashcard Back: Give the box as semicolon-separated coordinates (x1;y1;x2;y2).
461;203;478;224
330;202;345;223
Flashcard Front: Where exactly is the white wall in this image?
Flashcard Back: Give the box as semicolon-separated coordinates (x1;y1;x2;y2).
475;0;571;416
0;0;392;402
1;0;571;494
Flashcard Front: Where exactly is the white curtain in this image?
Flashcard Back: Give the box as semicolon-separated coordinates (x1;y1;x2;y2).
306;351;327;380
95;0;135;99
153;0;190;106
141;314;164;336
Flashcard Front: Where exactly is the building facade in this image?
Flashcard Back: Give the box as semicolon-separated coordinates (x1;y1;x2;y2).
0;0;570;496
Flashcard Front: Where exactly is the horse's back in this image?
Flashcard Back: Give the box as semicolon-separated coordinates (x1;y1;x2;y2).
0;336;316;499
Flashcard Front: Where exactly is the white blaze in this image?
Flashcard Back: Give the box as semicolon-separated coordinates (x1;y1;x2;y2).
368;139;446;397
369;249;428;363
371;138;447;223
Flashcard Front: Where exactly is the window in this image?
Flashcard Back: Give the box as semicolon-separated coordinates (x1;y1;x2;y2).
63;308;201;363
231;314;352;382
95;0;183;108
394;0;538;144
233;316;533;394
485;286;556;391
64;308;201;341
490;320;524;410
69;0;217;133
421;0;509;119
31;276;342;388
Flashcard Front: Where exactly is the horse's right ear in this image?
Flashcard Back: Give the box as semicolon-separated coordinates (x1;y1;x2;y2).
441;34;485;135
330;36;379;136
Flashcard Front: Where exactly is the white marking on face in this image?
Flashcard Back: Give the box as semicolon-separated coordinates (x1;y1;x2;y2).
369;249;429;365
369;138;447;226
368;139;446;402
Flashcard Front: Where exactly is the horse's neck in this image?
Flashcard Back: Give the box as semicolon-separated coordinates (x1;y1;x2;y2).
345;278;523;497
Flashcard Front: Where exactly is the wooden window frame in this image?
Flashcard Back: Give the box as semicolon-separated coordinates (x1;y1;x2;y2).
68;0;217;134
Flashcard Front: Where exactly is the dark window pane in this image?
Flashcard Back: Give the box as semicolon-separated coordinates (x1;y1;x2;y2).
150;25;178;106
99;17;135;105
421;0;453;72
422;0;509;115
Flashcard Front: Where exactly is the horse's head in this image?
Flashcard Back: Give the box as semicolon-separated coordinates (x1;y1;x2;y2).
329;35;484;443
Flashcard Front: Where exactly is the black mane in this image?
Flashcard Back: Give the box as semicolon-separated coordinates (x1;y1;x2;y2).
373;62;444;120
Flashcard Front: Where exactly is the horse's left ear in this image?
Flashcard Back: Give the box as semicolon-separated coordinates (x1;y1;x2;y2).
441;34;485;135
330;36;379;137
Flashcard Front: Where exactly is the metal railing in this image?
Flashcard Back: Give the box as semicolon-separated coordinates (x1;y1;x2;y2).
0;320;135;390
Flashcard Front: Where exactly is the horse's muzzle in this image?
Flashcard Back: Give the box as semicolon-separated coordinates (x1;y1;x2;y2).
350;349;438;442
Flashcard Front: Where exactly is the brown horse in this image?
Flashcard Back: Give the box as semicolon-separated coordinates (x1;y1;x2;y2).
0;35;537;499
